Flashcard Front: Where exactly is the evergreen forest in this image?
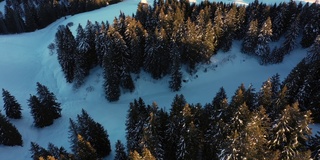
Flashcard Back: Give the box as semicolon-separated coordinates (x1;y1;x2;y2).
0;0;320;159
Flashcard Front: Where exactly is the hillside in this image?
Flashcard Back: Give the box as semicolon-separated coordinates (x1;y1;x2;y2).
0;0;317;159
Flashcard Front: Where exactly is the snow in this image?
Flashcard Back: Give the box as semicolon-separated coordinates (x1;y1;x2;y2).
0;0;319;159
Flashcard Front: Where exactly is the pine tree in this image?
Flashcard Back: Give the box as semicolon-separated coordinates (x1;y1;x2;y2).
28;95;53;128
169;39;182;92
36;82;61;120
241;19;259;54
76;109;111;158
258;79;273;113
281;14;301;55
126;98;148;153
114;140;128;160
74;24;90;88
55;26;76;83
76;134;97;160
2;88;22;119
176;104;199;160
68;118;79;155
256;17;273;64
0;110;23;146
269;102;312;159
30;142;50;160
166;94;187;159
219;103;250;159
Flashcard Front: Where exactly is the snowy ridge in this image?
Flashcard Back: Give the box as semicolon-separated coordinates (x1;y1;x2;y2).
0;0;315;159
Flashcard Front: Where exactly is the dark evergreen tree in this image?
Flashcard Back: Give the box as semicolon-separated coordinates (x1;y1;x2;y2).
28;95;52;128
220;103;251;160
126;98;148;154
0;110;23;146
256;17;273;64
271;3;288;41
241;19;259;54
55;26;76;83
221;5;237;52
124;17;146;73
141;103;165;160
75;134;98;160
281;14;301;55
114;140;128;160
74;24;90;88
84;20;98;69
36;82;61;120
76;109;111;158
300;3;320;48
0;12;8;34
269;103;312;159
169;40;182;92
30;142;50;160
176;104;199;160
258;79;273;113
68;118;79;155
2;88;22;119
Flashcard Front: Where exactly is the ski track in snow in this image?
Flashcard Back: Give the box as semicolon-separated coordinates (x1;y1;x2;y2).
0;0;319;159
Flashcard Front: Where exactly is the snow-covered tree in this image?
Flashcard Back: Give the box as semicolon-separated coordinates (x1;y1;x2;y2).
256;17;273;64
269;103;312;159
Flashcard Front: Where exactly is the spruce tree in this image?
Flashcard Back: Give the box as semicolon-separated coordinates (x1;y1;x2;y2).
75;134;97;160
36;82;61;120
256;17;273;64
76;109;111;158
114;140;128;160
269;103;312;160
241;19;259;54
2;88;22;119
55;26;76;83
126;98;148;153
74;24;90;88
0;110;23;146
28;95;52;128
169;40;182;92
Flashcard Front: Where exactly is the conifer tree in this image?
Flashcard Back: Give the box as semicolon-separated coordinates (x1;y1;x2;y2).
76;109;111;158
169;40;182;92
281;14;301;55
55;26;76;83
126;98;148;153
256;17;273;64
220;103;251;160
269;103;312;159
241;19;259;54
74;24;90;88
176;104;199;160
76;134;97;160
0;110;23;146
114;140;128;160
30;142;50;160
2;88;22;119
28;94;55;128
36;82;61;120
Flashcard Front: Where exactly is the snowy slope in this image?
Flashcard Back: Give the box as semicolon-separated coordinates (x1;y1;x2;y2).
0;0;317;159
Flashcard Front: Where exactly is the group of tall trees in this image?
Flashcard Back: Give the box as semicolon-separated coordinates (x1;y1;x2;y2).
30;109;112;160
0;0;124;34
54;0;320;101
0;82;61;147
124;82;315;160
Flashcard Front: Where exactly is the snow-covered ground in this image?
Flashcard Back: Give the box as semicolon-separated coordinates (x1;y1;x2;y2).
0;0;318;159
